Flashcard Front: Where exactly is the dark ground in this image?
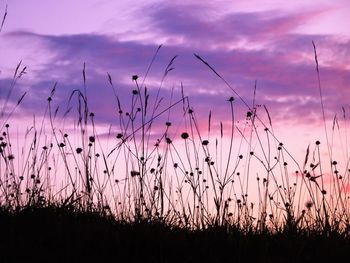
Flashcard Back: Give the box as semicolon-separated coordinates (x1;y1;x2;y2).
0;206;349;263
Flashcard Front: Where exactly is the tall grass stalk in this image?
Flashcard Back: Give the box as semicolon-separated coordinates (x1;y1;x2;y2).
0;43;349;238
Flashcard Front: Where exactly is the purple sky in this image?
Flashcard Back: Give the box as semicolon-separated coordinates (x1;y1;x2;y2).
1;0;350;160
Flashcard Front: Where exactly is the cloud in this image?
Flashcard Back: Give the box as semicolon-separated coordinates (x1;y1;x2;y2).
144;2;327;49
1;2;349;139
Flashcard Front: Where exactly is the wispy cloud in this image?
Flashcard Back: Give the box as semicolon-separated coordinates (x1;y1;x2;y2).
1;1;349;135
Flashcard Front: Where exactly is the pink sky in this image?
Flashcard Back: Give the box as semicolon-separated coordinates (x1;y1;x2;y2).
1;1;350;180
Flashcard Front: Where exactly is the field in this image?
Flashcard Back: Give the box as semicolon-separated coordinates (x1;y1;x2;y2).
1;9;350;261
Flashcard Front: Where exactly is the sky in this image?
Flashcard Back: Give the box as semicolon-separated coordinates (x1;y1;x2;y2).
1;0;350;167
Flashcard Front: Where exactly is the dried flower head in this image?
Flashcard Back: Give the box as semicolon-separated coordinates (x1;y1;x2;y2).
181;132;189;139
305;201;313;209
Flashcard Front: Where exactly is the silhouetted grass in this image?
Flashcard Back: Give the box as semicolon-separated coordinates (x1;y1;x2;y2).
1;203;349;263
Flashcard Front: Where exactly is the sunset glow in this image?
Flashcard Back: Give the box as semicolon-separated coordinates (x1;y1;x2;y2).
1;0;350;224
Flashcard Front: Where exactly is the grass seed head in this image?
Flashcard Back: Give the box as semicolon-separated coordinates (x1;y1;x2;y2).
181;132;189;139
